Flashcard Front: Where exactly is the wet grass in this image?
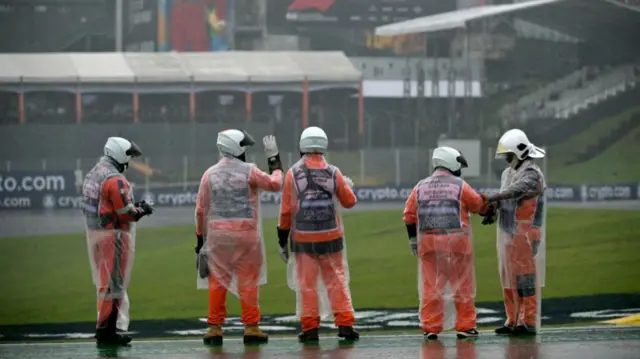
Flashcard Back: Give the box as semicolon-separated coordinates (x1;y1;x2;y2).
0;208;639;325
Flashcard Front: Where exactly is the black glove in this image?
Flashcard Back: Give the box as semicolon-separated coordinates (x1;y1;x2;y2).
195;234;204;254
532;240;541;256
481;205;497;225
135;200;154;215
267;153;283;175
277;227;290;263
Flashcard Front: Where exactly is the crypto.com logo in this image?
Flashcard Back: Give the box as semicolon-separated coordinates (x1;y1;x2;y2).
288;0;335;11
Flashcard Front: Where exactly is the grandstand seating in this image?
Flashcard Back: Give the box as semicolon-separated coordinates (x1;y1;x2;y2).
526;82;640;146
500;63;638;123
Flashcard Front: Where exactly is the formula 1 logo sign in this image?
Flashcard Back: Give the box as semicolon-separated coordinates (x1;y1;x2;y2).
288;0;335;11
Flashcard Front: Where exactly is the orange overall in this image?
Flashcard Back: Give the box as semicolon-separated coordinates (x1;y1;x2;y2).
83;158;141;333
195;157;282;326
404;170;487;334
278;154;357;332
499;195;543;327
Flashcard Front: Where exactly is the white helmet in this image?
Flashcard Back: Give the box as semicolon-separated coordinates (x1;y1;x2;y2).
495;129;545;161
103;137;142;165
216;129;255;157
299;126;328;154
432;146;468;175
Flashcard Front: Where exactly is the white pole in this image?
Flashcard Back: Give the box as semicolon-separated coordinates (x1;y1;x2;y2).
144;157;150;192
287;152;293;168
359;149;365;183
487;147;493;185
42;159;47;171
542;146;548;181
5;160;10;172
395;148;401;186
115;0;123;51
183;155;188;190
325;151;330;162
76;158;81;171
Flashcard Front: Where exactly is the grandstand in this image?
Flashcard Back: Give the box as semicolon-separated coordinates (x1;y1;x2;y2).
0;0;638;187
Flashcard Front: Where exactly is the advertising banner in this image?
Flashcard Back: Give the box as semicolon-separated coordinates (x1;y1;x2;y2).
0;171;80;210
157;0;234;52
1;173;638;211
269;0;455;28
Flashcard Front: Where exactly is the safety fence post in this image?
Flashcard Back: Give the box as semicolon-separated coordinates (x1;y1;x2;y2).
395;148;401;186
359;149;365;183
182;155;188;190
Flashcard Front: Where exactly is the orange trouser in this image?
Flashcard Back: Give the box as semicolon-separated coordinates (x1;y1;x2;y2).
420;251;476;333
96;232;131;330
501;231;538;327
207;239;262;326
295;251;354;332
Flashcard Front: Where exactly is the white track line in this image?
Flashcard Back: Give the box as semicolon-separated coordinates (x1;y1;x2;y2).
1;325;638;347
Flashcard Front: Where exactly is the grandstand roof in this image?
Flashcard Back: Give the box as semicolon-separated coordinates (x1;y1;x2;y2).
374;0;565;36
0;52;362;88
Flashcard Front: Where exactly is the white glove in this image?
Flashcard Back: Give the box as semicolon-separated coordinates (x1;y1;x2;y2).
409;237;418;256
263;135;279;158
278;245;289;263
344;176;354;188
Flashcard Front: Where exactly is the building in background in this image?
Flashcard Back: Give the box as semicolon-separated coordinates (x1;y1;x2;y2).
157;0;234;52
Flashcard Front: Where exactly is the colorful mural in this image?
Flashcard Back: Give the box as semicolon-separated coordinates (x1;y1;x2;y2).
157;0;234;52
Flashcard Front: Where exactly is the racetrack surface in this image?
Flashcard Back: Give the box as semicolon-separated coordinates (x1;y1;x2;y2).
1;326;639;359
1;201;639;238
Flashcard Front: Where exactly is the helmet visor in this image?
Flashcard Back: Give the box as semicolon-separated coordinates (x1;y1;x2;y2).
125;141;143;158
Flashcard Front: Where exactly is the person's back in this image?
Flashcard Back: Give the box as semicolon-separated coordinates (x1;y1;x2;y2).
284;154;356;249
411;169;485;255
195;130;283;346
403;146;486;340
277;126;360;343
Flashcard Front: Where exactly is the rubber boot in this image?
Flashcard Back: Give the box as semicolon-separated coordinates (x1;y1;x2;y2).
96;301;132;347
298;328;320;343
203;324;223;345
337;326;359;341
243;325;269;344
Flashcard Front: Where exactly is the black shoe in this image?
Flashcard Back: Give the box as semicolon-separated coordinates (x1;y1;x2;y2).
96;333;132;347
495;326;514;335
424;332;438;340
457;329;479;339
513;325;537;336
337;326;360;341
298;328;320;343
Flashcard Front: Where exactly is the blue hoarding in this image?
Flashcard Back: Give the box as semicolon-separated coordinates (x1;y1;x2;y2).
1;171;638;211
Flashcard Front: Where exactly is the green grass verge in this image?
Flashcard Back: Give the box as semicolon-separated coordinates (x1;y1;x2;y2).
549;125;640;183
547;106;640;172
1;208;639;326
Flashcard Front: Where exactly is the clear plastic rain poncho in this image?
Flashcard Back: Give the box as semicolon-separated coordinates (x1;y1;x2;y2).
83;160;136;332
415;174;476;332
286;157;353;321
196;158;267;304
497;160;547;329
